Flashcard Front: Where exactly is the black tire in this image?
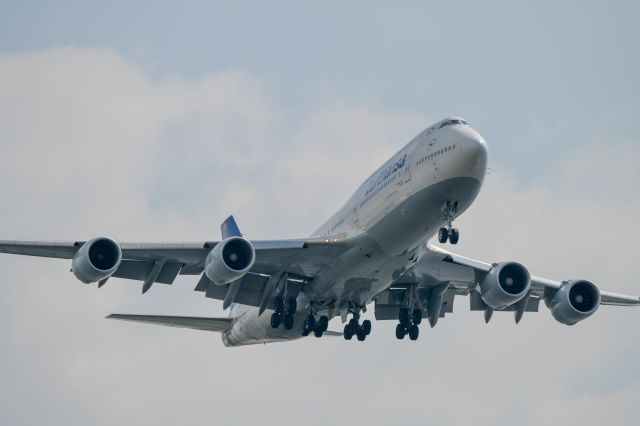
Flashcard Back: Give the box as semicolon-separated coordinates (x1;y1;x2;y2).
409;324;419;341
348;318;359;332
318;316;329;332
287;298;297;313
301;323;310;336
270;313;281;329
306;315;316;330
314;328;323;338
343;324;353;340
283;313;294;330
399;308;410;326
438;227;449;244
412;309;423;325
449;228;459;245
357;330;366;341
395;323;406;339
362;319;372;335
274;298;284;314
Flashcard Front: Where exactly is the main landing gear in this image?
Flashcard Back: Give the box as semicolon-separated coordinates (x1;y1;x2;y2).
438;201;459;245
301;313;329;338
270;297;297;330
395;308;422;341
343;307;371;342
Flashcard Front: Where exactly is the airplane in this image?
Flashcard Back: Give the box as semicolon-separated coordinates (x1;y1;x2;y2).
1;116;639;346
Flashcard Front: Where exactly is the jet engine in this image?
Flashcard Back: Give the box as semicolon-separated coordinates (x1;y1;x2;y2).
548;280;600;325
480;262;531;309
204;237;255;285
72;237;122;284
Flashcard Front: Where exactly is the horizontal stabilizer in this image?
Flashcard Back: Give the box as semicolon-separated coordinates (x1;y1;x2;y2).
107;314;232;333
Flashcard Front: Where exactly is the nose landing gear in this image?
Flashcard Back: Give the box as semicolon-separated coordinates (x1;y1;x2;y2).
438;201;460;244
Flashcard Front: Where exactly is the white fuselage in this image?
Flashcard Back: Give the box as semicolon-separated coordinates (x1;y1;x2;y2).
222;117;488;346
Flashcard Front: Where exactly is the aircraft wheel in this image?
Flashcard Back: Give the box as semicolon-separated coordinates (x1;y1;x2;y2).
348;318;359;332
409;324;419;341
287;298;297;313
270;313;281;329
306;315;316;330
361;319;372;335
449;228;459;245
395;323;406;340
283;313;294;330
314;327;324;338
318;316;329;332
412;309;423;325
357;329;367;341
301;323;310;336
438;227;449;243
399;308;410;326
343;324;354;340
274;298;284;314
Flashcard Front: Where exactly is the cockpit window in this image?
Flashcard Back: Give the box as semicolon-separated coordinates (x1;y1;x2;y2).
439;119;468;129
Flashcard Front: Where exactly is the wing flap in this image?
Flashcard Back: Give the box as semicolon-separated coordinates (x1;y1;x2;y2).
204;273;270;308
112;260;183;284
107;314;232;332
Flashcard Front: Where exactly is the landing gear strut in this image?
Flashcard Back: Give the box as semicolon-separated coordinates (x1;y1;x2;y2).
438;201;460;244
343;306;371;342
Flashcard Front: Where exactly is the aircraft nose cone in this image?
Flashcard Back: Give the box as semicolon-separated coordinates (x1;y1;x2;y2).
457;133;488;181
461;135;488;163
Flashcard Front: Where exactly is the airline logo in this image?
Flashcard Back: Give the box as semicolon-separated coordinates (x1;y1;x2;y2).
366;154;407;195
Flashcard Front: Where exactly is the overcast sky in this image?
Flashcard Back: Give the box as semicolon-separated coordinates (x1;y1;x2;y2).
1;1;639;425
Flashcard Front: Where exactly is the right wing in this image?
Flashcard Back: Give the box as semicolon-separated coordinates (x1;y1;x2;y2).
107;314;232;332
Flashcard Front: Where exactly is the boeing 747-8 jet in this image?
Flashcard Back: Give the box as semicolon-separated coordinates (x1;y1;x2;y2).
1;117;638;346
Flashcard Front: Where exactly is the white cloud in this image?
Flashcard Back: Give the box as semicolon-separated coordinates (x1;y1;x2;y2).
0;47;639;426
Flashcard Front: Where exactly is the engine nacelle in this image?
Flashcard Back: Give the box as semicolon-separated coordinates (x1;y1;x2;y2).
72;237;122;284
480;262;531;309
548;280;600;325
204;237;255;285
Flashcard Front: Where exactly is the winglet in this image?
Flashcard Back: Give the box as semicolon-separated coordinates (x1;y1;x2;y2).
221;215;242;239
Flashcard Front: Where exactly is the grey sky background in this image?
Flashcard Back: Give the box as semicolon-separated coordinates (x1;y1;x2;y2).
1;1;639;425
